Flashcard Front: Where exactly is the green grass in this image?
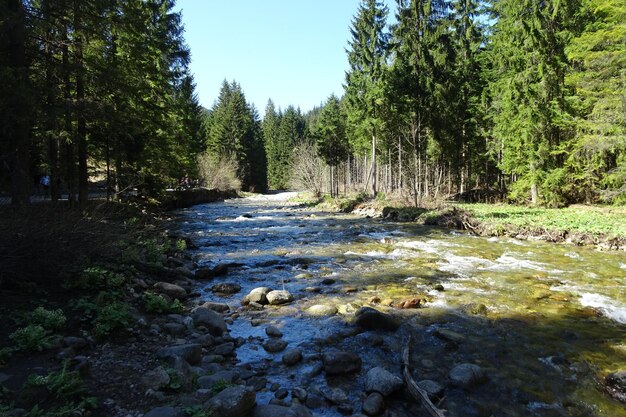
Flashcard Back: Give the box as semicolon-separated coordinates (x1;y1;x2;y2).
456;203;626;237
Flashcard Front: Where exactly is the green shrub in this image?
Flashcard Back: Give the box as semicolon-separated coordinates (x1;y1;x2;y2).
0;347;14;366
67;266;127;290
175;239;187;252
24;363;97;416
143;292;183;314
30;307;66;331
10;325;54;352
92;302;130;339
211;379;234;393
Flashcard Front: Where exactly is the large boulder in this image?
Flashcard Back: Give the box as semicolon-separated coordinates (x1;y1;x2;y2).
282;348;303;366
205;385;256;417
266;290;293;305
156;343;202;365
365;367;404;396
353;307;400;331
449;363;488;388
153;282;187;300
192;307;227;336
322;350;361;375
195;263;230;280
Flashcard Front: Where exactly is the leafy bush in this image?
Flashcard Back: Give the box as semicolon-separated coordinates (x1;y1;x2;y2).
67;266;127;290
24;363;97;415
197;154;241;191
10;325;55;352
92;302;131;339
0;347;14;366
143;292;183;314
30;307;66;331
211;379;234;393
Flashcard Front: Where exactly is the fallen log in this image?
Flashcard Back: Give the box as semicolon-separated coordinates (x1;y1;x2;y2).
402;335;446;417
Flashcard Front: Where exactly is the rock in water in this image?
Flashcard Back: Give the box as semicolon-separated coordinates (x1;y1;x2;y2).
354;307;400;331
417;380;445;400
212;283;242;294
365;367;404;396
206;386;256;417
192;307;227;336
322;350;361;375
605;370;626;403
143;406;185;417
449;363;488;388
282;348;303;366
153;282;187;300
263;339;288;353
266;290;293;305
362;392;384;416
244;287;272;305
265;325;283;338
306;304;338;316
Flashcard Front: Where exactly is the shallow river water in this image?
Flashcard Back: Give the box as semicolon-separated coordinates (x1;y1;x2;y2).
176;193;626;417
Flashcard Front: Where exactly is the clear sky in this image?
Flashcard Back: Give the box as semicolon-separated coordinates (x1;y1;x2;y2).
176;1;366;114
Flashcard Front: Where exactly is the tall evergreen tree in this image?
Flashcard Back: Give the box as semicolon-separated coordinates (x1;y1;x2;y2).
262;100;282;189
488;0;579;205
314;94;350;196
566;0;626;203
344;0;389;196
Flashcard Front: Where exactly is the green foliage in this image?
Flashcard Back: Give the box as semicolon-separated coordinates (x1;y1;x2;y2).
92;302;131;339
143;292;183;314
458;204;626;237
10;325;55;352
24;363;97;416
211;379;234;394
184;405;213;417
66;266;127;291
0;347;14;366
29;307;66;331
175;239;187;252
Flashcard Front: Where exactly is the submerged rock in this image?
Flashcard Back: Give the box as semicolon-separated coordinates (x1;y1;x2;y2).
354;307;400;331
282;348;303;366
449;363;488;388
211;283;242;294
266;290;293;305
417;380;445;400
265;325;283;338
322;350;361;375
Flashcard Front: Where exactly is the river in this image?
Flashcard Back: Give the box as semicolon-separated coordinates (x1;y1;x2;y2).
175;192;626;417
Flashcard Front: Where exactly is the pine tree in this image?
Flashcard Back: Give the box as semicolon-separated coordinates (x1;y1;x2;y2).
344;0;389;196
314;94;350;196
262;100;282;189
566;0;626;203
488;0;579;205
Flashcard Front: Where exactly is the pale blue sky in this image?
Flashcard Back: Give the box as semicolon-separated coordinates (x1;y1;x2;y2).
176;1;389;114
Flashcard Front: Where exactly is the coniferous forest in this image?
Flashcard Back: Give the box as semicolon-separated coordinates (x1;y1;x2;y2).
1;0;624;206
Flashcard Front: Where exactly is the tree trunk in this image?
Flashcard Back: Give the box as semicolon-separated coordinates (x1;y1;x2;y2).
74;2;88;208
371;131;377;197
7;0;31;206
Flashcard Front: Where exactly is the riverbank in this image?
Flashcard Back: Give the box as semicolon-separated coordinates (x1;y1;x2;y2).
305;193;626;250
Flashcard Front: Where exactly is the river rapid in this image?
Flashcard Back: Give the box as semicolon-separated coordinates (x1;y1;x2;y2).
175;192;626;417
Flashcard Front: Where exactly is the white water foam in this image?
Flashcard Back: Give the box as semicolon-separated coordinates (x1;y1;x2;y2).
482;253;562;274
621;263;626;270
579;293;626;324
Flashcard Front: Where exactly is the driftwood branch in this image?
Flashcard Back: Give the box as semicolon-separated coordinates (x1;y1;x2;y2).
402;335;446;417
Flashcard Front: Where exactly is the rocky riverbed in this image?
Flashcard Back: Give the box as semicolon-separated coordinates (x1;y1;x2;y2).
2;192;624;417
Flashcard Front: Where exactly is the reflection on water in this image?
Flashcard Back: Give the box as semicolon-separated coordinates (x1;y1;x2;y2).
176;193;626;417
